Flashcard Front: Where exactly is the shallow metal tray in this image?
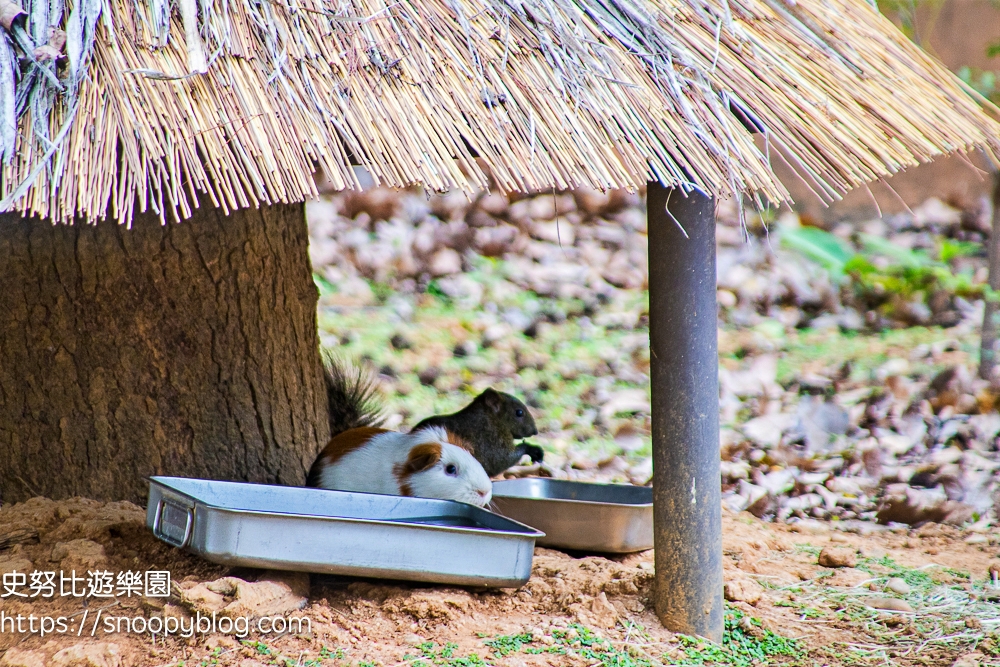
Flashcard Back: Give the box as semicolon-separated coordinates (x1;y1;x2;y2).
146;476;542;587
490;479;652;553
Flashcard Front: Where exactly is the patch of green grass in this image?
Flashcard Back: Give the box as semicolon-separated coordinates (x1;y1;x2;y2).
298;647;344;667
236;640;344;667
368;280;393;304
405;642;488;667
773;599;826;620
942;567;971;580
425;280;453;305
980;635;1000;657
482;633;533;657
320;646;345;660
522;645;568;656
856;555;934;589
242;640;274;656
798;606;825;619
675;607;802;667
482;624;650;667
774;325;965;385
562;625;650;667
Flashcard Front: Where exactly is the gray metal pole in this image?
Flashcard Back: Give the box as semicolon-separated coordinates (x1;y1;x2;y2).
647;182;723;642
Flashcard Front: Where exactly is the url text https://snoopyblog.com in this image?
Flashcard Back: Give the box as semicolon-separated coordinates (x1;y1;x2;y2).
0;568;311;638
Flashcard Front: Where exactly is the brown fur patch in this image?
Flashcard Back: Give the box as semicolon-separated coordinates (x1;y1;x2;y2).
444;429;474;453
393;443;442;495
307;427;389;487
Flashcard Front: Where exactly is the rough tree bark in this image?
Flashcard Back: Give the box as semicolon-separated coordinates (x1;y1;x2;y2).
0;203;329;504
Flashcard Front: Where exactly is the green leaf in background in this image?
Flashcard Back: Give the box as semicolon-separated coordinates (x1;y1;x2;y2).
781;224;993;321
856;233;934;268
313;272;337;296
957;66;1000;104
939;238;981;263
425;279;452;304
778;226;854;275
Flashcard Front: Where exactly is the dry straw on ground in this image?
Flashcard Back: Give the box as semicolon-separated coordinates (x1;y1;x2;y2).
0;0;998;223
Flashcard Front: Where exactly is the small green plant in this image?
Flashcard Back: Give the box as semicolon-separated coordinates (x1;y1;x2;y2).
367;280;393;304
780;224;994;326
773;598;826;620
319;646;345;660
793;544;822;557
425;279;453;305
957;66;1000;105
404;642;487;667
482;625;650;667
675;607;802;667
981;634;1000;657
483;633;533;657
856;554;934;589
242;640;274;656
567;625;650;667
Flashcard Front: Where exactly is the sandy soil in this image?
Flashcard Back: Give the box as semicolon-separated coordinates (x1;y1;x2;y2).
0;497;997;667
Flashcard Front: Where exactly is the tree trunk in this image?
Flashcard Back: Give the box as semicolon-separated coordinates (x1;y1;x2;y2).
0;203;329;504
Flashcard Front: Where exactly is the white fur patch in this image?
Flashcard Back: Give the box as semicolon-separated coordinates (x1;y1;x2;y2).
316;426;492;506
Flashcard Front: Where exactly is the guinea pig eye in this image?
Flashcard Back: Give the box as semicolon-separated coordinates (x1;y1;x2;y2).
515;409;524;418
445;464;458;476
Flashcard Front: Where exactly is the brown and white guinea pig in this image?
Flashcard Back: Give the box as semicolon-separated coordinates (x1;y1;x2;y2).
306;425;493;507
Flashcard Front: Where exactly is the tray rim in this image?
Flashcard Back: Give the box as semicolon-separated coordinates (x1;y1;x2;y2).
491;478;653;508
148;476;545;539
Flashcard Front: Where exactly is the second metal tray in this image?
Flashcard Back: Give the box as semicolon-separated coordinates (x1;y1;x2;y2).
147;476;542;587
491;478;652;553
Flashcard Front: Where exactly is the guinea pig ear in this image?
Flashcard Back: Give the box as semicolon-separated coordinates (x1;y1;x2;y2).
402;443;442;474
480;388;503;414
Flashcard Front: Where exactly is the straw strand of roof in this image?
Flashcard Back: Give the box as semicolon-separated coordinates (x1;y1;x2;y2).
1;0;998;222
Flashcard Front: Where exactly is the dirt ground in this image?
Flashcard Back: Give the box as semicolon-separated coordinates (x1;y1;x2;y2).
1;498;998;667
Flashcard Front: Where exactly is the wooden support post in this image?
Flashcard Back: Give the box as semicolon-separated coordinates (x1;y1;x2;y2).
647;182;723;642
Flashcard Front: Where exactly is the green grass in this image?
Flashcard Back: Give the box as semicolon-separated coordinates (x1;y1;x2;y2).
234;640;346;667
855;554;934;589
482;624;650;667
563;625;651;667
773;597;827;621
766;555;1000;663
675;607;802;667
772;326;972;385
403;642;488;667
320;647;345;660
482;632;533;657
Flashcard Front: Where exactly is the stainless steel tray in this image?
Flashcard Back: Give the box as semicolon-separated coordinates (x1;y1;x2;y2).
491;479;652;553
147;476;542;587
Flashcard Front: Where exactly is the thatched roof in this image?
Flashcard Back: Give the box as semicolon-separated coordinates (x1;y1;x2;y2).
0;0;998;222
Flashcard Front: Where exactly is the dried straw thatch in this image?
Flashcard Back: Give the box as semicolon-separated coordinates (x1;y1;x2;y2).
0;0;997;222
